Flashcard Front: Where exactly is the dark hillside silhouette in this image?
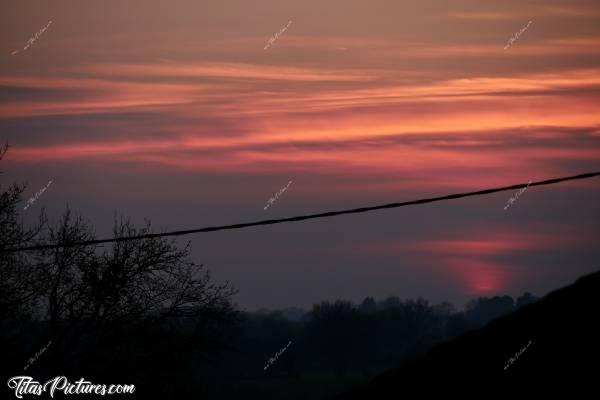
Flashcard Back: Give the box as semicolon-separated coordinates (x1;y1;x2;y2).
336;268;600;397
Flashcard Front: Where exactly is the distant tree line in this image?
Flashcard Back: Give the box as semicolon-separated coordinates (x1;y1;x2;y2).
201;293;536;398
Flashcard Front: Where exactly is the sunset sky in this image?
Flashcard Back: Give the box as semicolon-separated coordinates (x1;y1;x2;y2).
2;0;600;310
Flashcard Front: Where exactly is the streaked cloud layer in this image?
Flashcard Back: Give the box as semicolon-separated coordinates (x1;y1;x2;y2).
1;0;599;308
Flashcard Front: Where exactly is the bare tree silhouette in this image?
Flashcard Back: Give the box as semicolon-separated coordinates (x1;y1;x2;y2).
0;181;238;396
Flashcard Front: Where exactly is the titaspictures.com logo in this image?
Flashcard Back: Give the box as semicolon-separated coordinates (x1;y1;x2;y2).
7;376;135;398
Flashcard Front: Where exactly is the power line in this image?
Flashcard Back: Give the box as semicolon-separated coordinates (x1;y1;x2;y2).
3;171;600;254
